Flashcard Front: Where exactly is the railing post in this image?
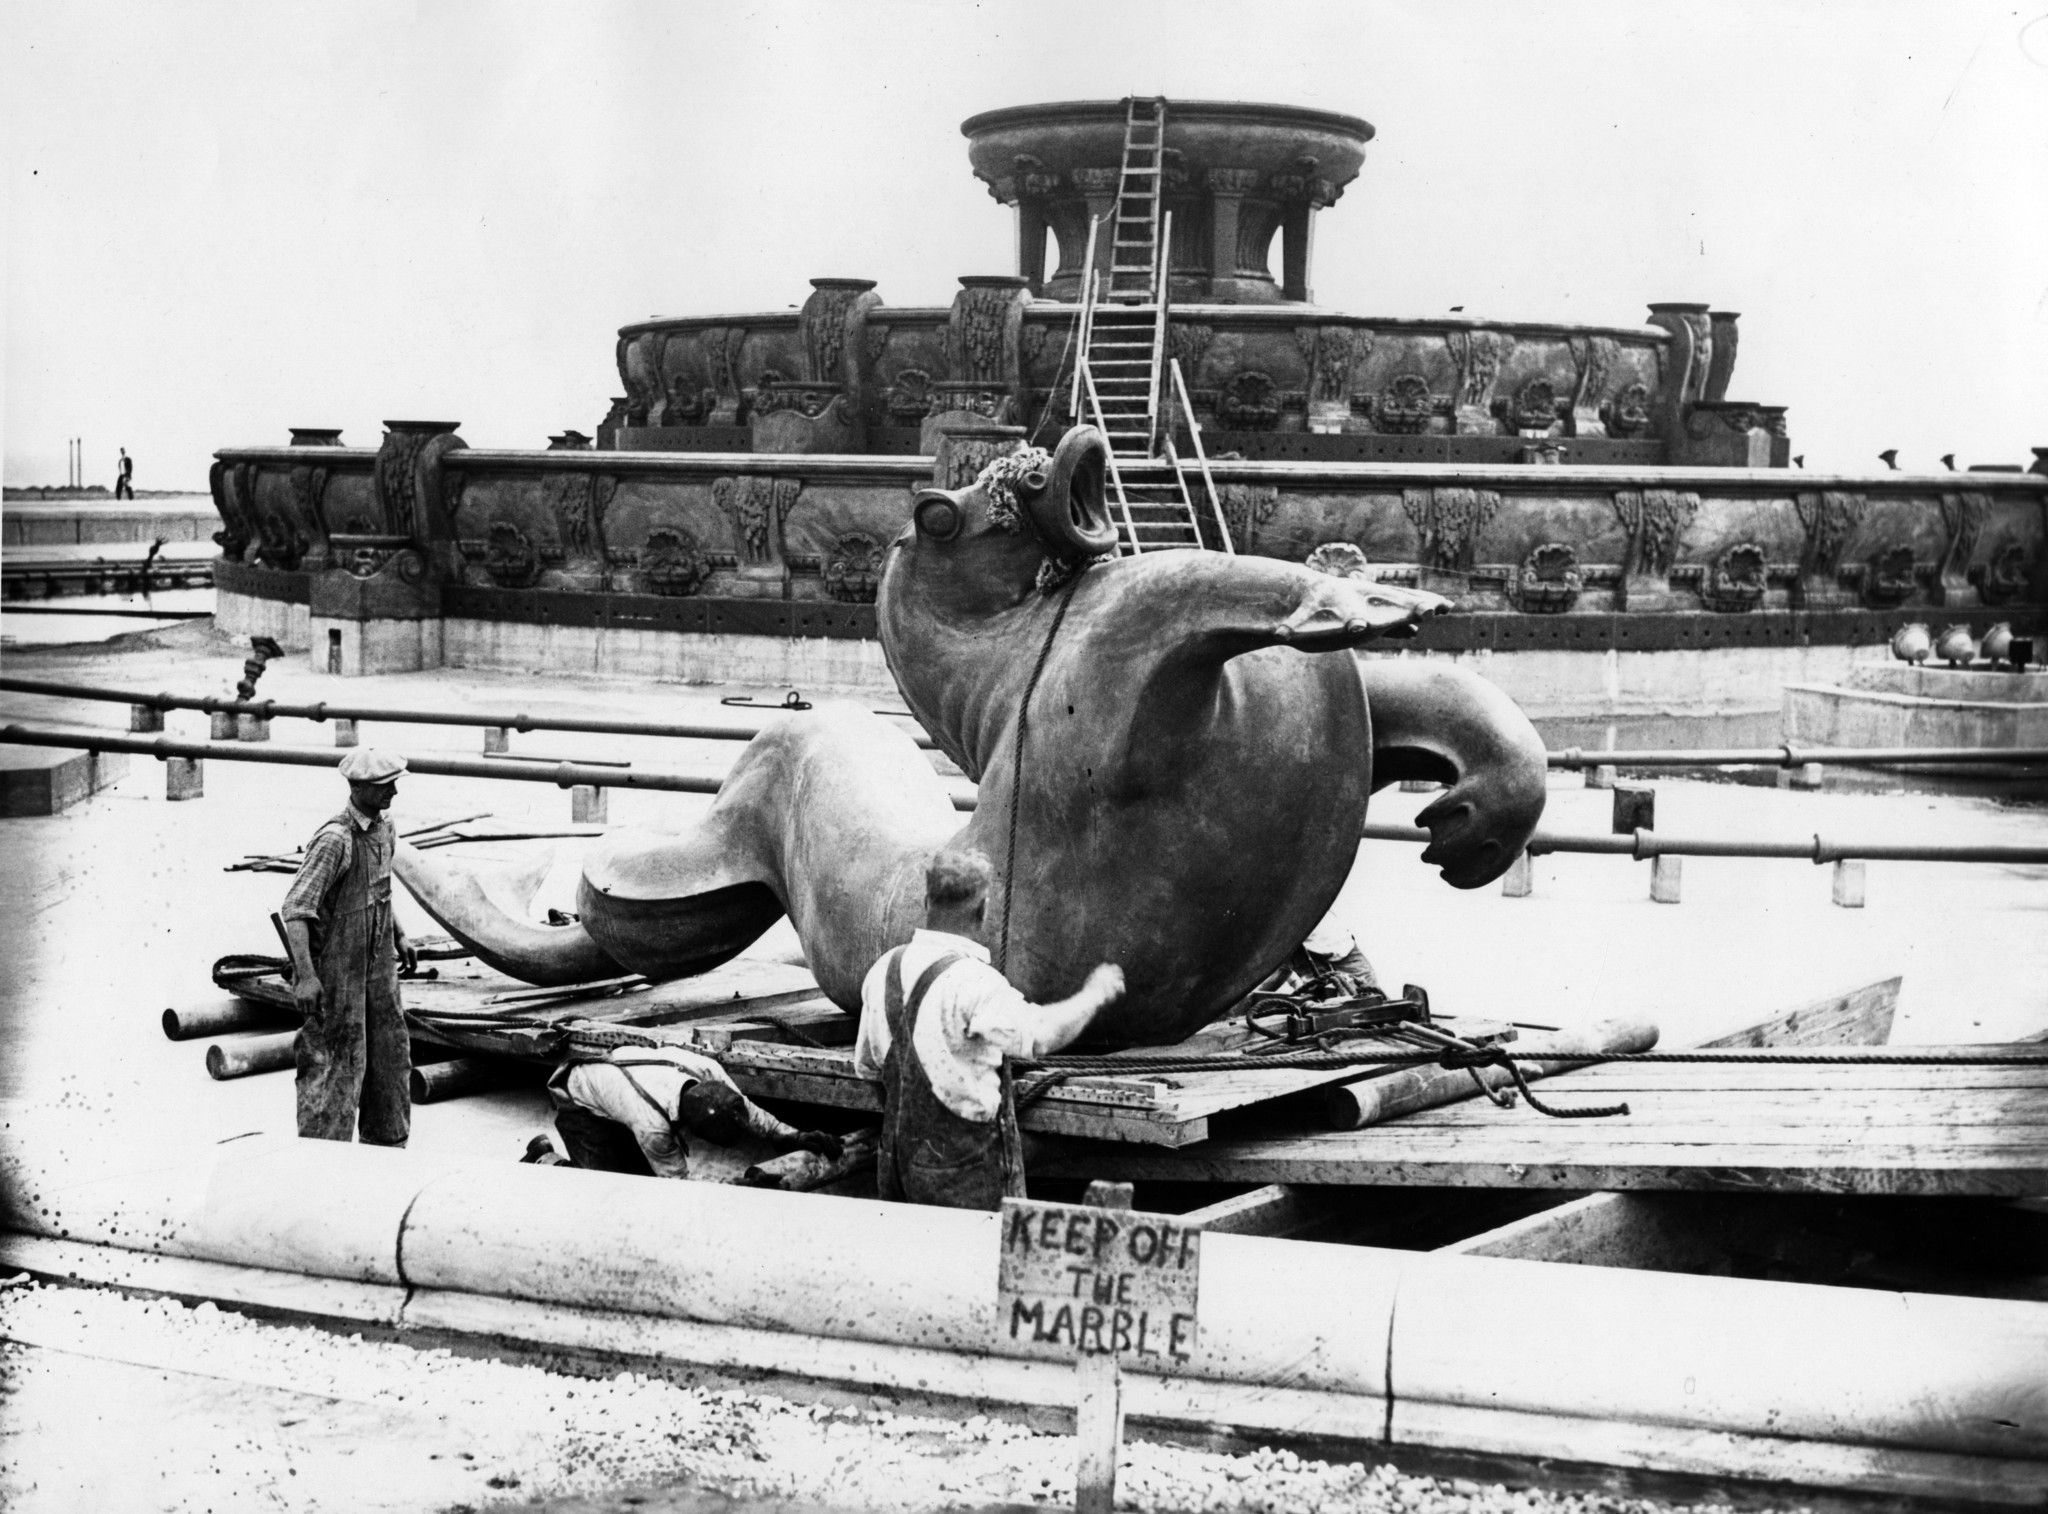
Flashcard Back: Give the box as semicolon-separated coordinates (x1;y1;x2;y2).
1831;859;1867;908
1501;851;1534;898
165;756;203;801
129;703;163;733
1650;854;1683;904
571;784;608;825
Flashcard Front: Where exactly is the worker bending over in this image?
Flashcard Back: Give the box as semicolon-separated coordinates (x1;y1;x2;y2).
281;748;415;1146
855;847;1124;1210
548;1044;842;1178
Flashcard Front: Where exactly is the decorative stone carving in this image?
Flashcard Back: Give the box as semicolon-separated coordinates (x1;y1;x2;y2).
1704;312;1741;404
1566;336;1618;438
1447;331;1514;434
1933;491;1987;607
824;532;885;604
1268;153;1339;206
713;475;799;568
753;383;847;420
640;527;708;597
289;465;331;540
1601;382;1652;437
1218;480;1282;554
1304;541;1373;579
1611;489;1698;610
1791;490;1866;609
801;279;876;385
1972;540;2032;606
208;460;251;561
1512;542;1582;613
925;384;1011;422
696;326;750;426
1166;322;1215;385
1374;374;1440;435
335;542;427;583
1217;370;1281;430
1494;378;1563;436
372;420;466;576
483;523;540;588
1295;326;1362;404
1401;488;1500;574
1701;541;1767;612
949;277;1030;427
1863;544;1919;607
886;369;933;422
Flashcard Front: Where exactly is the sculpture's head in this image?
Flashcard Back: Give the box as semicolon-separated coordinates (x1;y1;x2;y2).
897;428;1120;609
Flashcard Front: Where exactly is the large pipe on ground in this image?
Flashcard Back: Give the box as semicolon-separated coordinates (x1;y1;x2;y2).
204;1031;299;1080
163;996;296;1041
408;1056;542;1104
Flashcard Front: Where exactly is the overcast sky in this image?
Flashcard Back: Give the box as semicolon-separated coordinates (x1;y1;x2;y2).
5;0;2045;490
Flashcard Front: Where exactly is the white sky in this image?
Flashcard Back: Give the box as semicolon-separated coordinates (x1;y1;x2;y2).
5;0;2045;490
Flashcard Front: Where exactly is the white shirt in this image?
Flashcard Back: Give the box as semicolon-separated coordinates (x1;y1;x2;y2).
853;929;1066;1123
559;1046;788;1179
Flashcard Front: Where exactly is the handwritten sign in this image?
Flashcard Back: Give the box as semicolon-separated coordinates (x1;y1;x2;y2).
997;1196;1201;1362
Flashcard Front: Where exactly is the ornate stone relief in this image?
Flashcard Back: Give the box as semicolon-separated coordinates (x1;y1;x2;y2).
886;369;933;422
1972;540;2032;606
1401;487;1501;573
1791;490;1866;609
482;523;540;588
712;475;800;567
1446;331;1515;433
1610;489;1698;609
208;461;251;561
1165;323;1215;385
1512;542;1582;613
1567;336;1619;437
1295;326;1364;404
1934;491;1987;606
1217;481;1281;554
289;465;331;540
1701;541;1768;612
824;532;886;604
1494;378;1563;435
640;527;708;597
1373;374;1442;435
1217;370;1281;430
753;384;849;421
1601;382;1652;437
1304;541;1373;579
1863;545;1919;607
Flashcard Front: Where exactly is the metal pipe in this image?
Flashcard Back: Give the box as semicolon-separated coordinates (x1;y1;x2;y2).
205;1031;299;1080
0;605;212;620
409;1055;539;1104
1548;743;2048;770
0;675;937;750
1361;822;2048;865
163;996;296;1041
6;721;2040;859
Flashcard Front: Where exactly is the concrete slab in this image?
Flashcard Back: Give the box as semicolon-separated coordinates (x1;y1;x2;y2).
0;745;128;816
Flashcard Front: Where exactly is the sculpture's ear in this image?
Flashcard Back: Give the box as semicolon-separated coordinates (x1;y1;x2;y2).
1021;426;1119;558
912;488;966;541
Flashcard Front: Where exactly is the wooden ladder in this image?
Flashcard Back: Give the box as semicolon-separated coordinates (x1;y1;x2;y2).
1074;97;1212;555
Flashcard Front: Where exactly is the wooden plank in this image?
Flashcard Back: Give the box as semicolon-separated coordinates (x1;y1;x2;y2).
1696;976;1899;1049
1178;1184;1342;1237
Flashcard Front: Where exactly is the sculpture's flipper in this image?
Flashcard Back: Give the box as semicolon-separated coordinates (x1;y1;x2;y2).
1359;657;1548;887
394;843;625;986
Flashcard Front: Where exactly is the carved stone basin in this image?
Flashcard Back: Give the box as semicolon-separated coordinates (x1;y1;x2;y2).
962;99;1374;304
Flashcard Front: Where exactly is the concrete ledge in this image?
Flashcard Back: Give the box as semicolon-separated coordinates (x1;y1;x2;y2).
0;747;128;816
2;1135;2043;1502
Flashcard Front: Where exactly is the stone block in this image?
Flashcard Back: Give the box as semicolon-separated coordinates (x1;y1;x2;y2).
570;785;608;825
1831;859;1867;909
1585;763;1617;790
333;719;359;748
237;715;271;743
166;756;204;801
129;704;164;733
1501;852;1533;898
1611;782;1655;835
1650;854;1682;904
0;749;129;816
209;711;238;741
312;615;445;677
482;726;509;755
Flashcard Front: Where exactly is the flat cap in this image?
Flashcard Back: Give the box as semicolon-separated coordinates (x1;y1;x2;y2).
337;747;408;783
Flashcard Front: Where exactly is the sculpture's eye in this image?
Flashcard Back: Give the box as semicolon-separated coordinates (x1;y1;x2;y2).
912;491;963;541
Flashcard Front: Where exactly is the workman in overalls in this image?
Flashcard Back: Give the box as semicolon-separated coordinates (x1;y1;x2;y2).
280;748;415;1145
853;847;1124;1210
545;1045;843;1178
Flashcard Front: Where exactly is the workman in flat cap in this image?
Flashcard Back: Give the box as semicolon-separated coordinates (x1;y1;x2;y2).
854;846;1124;1210
280;747;415;1145
544;1046;844;1178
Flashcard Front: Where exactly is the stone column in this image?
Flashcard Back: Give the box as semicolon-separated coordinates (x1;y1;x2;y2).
1644;302;1709;451
1704;311;1741;403
1071;169;1121;266
1279;200;1314;303
1206;169;1262;303
1016;202;1049;293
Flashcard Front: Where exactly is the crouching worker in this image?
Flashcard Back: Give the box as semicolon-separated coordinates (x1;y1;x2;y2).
854;847;1124;1211
546;1045;843;1178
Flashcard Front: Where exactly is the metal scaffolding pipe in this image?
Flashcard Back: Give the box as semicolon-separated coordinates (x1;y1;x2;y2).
6;722;2041;861
1360;822;2048;866
1548;742;2048;770
0;675;938;750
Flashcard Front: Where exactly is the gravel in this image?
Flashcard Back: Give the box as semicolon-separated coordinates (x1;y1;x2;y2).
0;1278;1813;1514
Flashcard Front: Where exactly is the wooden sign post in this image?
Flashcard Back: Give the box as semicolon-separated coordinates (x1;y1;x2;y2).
998;1180;1202;1513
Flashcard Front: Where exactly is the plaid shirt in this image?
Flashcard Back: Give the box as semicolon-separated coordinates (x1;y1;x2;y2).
280;803;391;927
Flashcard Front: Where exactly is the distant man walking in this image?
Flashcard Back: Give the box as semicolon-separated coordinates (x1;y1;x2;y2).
280;748;415;1145
854;847;1123;1210
114;449;134;500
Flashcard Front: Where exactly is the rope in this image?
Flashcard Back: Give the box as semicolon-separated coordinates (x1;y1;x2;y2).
1438;1042;1630;1119
995;573;1084;975
1015;1047;2048;1076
